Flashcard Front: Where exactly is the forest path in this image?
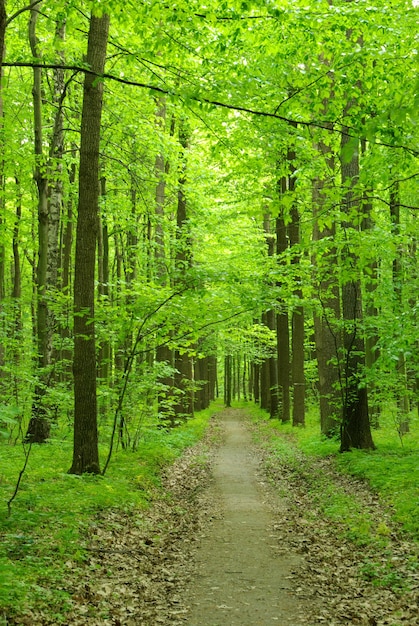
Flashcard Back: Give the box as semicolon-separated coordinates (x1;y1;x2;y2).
184;408;306;625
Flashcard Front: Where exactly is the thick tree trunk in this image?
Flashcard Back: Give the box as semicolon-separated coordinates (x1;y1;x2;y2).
69;13;109;474
339;130;375;452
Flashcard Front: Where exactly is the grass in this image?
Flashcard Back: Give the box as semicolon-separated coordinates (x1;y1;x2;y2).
0;401;223;621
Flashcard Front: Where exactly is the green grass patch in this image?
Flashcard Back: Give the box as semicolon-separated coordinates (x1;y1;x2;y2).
0;402;220;620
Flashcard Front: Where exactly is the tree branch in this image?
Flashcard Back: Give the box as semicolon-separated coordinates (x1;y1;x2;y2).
6;0;44;26
2;60;417;155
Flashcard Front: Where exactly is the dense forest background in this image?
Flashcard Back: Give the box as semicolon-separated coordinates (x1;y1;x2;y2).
0;0;418;468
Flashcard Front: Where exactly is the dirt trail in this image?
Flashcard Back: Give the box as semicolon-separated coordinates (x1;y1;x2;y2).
185;409;306;625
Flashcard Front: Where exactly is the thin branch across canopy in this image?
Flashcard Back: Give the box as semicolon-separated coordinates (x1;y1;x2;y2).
2;60;417;156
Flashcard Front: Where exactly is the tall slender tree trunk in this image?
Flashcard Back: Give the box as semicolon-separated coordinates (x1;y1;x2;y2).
11;178;23;377
287;152;305;426
276;177;290;422
153;100;176;421
253;361;260;404
58;144;76;382
173;121;194;421
97;176;110;385
26;3;51;442
360;139;380;427
265;230;279;418
390;179;409;433
0;0;6;381
69;12;110;474
260;312;270;411
312;134;341;435
224;353;232;407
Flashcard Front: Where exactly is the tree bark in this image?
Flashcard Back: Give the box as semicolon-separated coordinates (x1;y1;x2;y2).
224;354;232;407
69;12;110;474
360;139;380;427
390;179;409;434
339;130;375;452
172;121;194;420
0;0;6;380
312;134;341;435
265;233;279;418
276;178;290;422
287;153;305;426
25;3;52;443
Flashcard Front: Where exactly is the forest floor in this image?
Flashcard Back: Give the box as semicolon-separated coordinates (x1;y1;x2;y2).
10;407;419;626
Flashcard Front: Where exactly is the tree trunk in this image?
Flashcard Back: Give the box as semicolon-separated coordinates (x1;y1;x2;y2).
287;154;305;426
312;135;341;436
58;144;76;383
360;139;380;427
97;177;110;384
276;180;290;422
153;101;176;421
154;98;168;282
208;354;217;401
253;362;260;404
390;179;409;434
69;12;110;474
339;129;375;452
224;354;232;407
260;312;270;411
172;121;194;421
12;178;23;367
0;0;6;380
265;229;279;418
26;4;52;443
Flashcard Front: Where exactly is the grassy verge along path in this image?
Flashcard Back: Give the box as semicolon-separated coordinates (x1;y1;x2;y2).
247;403;419;625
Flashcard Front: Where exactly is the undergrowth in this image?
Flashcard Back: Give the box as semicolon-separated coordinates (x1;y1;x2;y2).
0;401;222;621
